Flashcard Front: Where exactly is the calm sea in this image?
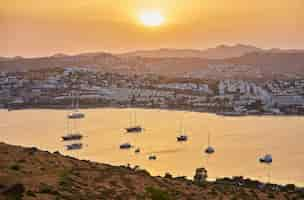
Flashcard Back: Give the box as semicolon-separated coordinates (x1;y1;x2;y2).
0;108;303;186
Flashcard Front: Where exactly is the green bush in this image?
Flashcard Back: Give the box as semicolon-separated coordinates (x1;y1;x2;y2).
26;190;36;197
59;169;72;186
10;164;21;171
145;187;172;200
267;192;275;199
39;184;59;195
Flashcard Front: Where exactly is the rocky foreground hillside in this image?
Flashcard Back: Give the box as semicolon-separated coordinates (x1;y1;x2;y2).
0;143;303;200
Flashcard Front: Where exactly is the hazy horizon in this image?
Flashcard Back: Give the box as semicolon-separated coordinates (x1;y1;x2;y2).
2;43;304;59
1;0;304;57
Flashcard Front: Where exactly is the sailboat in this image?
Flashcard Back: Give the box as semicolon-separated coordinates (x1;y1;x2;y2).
120;142;132;149
62;133;83;141
62;110;83;141
125;109;142;133
68;92;85;119
62;91;84;142
177;114;188;142
204;132;215;154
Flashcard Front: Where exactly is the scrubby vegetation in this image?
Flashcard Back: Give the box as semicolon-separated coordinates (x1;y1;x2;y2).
0;142;303;200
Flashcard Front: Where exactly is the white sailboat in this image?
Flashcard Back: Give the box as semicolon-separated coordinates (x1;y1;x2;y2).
62;92;84;142
68;92;85;119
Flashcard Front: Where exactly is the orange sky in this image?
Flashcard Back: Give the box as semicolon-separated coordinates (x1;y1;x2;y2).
1;0;304;57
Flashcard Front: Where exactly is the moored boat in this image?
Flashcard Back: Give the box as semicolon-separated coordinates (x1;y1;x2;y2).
66;143;83;150
62;133;83;141
177;135;188;142
120;143;132;149
259;154;273;164
148;155;157;160
125;126;143;133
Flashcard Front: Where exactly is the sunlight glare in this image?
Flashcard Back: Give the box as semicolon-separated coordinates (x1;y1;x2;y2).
139;11;164;27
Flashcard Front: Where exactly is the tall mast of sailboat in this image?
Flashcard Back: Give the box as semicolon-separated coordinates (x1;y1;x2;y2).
66;110;70;134
134;110;137;126
76;92;79;111
180;112;185;133
129;110;133;127
71;91;75;109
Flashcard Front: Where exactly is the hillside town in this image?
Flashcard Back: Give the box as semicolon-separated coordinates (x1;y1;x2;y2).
0;67;304;115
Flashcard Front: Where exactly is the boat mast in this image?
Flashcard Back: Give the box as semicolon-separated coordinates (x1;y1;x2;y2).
66;111;70;134
76;92;79;111
129;110;133;127
71;91;75;110
134;110;137;126
180;112;185;134
179;118;183;134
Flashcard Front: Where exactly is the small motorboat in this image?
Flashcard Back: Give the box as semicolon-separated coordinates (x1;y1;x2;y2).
62;133;83;141
177;135;188;142
66;143;83;150
148;155;157;160
259;154;273;164
134;148;140;153
125;126;142;133
205;146;215;154
68;112;85;119
120;143;132;149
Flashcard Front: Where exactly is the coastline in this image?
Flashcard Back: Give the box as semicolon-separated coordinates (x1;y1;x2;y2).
3;103;304;117
0;142;303;199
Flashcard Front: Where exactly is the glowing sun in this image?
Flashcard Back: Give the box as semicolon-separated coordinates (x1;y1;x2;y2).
139;11;164;27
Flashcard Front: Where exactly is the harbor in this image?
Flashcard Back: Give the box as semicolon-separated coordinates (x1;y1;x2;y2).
0;108;303;186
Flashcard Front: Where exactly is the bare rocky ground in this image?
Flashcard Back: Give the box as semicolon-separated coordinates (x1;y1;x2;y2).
0;142;303;200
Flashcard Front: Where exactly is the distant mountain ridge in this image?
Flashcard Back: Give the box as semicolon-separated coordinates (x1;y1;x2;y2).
1;44;304;79
119;44;263;59
119;44;304;59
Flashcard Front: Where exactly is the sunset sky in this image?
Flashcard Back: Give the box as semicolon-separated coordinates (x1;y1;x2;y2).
1;0;304;57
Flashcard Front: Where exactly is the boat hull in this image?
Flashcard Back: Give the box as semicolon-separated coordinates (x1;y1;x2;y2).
66;143;83;150
125;126;142;133
68;113;85;119
177;136;188;142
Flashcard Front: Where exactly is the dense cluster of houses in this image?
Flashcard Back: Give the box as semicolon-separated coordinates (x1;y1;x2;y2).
0;67;303;115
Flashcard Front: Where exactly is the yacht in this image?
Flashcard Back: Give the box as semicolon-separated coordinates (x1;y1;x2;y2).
259;154;273;164
177;135;188;142
204;132;215;154
66;143;83;150
62;133;83;141
120;143;132;149
125;110;142;133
